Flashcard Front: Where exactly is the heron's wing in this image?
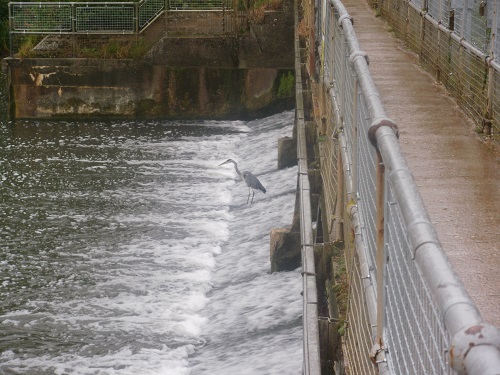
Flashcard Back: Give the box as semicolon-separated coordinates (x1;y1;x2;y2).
244;172;266;194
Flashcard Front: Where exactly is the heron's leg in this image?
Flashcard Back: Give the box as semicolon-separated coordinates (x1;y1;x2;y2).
251;189;255;204
247;188;251;204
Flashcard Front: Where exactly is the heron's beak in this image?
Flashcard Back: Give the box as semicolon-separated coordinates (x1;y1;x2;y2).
218;160;229;166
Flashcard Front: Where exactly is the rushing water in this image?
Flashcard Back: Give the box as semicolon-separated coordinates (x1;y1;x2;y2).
0;77;302;375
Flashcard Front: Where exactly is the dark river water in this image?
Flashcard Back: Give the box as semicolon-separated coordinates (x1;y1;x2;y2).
0;74;302;374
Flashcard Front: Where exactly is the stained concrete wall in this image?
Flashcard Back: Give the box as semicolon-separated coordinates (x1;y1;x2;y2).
5;5;295;120
7;59;294;119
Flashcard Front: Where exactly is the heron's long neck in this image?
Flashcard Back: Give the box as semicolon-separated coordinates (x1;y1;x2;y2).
232;162;242;177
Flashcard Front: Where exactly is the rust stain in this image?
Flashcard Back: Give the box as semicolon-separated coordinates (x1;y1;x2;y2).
465;325;484;335
449;345;455;366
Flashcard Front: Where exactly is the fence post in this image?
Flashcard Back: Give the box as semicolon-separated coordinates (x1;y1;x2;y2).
375;149;385;346
460;0;468;38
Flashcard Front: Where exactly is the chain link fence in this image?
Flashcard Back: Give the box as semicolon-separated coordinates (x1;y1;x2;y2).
303;0;500;373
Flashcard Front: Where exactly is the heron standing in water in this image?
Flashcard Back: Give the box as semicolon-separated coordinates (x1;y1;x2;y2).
219;159;266;203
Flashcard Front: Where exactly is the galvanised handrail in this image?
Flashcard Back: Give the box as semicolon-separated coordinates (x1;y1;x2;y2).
311;0;500;372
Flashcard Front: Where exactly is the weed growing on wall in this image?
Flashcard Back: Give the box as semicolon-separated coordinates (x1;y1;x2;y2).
277;71;295;98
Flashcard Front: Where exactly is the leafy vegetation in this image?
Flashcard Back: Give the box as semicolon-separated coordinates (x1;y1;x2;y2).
326;243;348;336
277;71;295;98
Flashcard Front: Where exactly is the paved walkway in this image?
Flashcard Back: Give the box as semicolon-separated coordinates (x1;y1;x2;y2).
342;0;500;326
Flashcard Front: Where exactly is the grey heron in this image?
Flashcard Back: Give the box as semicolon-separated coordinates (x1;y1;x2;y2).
219;159;266;203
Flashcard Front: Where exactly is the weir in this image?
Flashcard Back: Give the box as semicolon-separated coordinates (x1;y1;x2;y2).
3;0;500;373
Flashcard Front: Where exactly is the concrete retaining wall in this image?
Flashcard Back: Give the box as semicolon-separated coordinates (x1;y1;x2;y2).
5;5;295;120
7;58;294;119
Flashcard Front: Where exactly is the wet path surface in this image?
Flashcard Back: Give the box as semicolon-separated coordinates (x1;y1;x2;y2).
343;0;500;326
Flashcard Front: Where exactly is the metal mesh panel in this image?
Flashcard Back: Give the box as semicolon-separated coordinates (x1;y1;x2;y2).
385;0;402;31
427;0;451;25
410;0;424;10
168;0;233;10
441;36;463;98
319;0;339;239
384;182;452;375
343;63;356;158
376;0;499;152
76;4;136;33
320;123;339;239
356;103;377;274
323;0;333;85
321;9;377;372
344;249;377;375
333;29;355;171
391;0;408;38
427;0;439;21
139;0;165;27
406;4;422;52
453;0;490;53
454;48;489;127
318;1;500;374
11;3;71;32
492;70;500;143
332;9;344;97
420;16;440;77
437;29;452;87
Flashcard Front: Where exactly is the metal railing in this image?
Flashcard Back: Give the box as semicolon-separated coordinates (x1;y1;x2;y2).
8;0;237;56
375;0;500;146
295;0;321;373
300;0;500;373
9;0;162;35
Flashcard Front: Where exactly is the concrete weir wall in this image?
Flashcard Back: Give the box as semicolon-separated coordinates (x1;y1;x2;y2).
7;58;294;120
5;6;295;120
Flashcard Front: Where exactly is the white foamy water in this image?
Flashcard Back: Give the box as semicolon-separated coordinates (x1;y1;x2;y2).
0;111;302;375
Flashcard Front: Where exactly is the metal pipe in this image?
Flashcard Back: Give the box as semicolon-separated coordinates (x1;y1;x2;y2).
375;150;385;343
372;125;500;374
